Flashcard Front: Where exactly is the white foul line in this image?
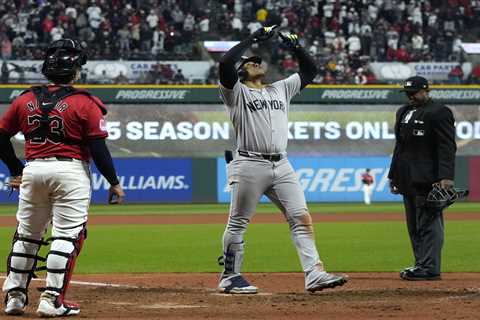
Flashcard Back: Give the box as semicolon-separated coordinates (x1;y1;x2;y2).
0;276;139;289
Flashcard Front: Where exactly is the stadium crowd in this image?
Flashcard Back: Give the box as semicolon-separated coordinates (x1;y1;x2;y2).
0;0;479;84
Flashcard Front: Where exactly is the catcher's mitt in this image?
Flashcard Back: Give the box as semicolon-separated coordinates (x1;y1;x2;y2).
426;183;469;210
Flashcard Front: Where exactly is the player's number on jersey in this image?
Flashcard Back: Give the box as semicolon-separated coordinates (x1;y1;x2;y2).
27;114;65;144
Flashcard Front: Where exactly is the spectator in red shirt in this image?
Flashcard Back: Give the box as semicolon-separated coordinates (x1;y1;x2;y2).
448;65;464;84
0;39;125;317
396;45;410;62
386;46;397;61
469;64;480;84
42;15;55;34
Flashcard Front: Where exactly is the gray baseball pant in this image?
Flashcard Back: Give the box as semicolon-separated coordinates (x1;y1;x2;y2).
222;156;324;282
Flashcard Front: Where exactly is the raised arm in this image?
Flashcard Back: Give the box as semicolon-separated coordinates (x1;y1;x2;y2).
279;33;317;89
219;39;254;89
219;26;278;89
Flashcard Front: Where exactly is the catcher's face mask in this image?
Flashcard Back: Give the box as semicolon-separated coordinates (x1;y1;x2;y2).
426;183;469;210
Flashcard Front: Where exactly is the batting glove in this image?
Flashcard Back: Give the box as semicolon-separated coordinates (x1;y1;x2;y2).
250;25;278;43
279;32;300;49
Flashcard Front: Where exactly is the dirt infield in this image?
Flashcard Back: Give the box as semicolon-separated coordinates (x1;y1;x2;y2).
5;272;479;319
0;212;479;226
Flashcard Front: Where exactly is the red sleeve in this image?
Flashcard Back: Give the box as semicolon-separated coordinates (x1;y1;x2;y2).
0;101;20;136
89;95;108;115
82;99;109;140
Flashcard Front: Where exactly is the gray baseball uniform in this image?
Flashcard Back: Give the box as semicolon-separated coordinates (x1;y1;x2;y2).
219;74;326;289
221;73;300;154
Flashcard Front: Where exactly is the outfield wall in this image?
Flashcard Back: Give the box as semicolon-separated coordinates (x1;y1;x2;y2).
0;155;477;204
0;85;478;203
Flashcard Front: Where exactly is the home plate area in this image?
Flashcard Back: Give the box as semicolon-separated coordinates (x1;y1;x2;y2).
3;272;479;319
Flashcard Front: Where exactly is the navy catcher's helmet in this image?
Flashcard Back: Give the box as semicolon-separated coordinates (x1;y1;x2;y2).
42;39;87;78
237;55;262;81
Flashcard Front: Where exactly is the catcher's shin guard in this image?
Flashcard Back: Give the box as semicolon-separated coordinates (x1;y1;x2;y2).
3;232;48;305
44;227;87;304
219;242;245;275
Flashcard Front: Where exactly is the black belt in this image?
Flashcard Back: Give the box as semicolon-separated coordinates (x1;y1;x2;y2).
238;150;283;162
29;156;74;162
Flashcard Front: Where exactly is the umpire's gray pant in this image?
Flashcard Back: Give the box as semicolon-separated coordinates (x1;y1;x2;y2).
403;194;444;275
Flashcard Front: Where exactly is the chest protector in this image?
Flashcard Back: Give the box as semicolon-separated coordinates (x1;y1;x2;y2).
23;86;106;144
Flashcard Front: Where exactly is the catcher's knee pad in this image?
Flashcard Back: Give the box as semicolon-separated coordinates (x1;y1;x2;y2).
3;232;48;304
219;242;244;275
44;227;87;301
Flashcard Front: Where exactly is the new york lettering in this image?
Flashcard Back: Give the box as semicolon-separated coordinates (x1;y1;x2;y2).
246;99;285;112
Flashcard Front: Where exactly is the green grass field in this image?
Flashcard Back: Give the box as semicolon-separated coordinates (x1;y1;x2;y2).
0;203;479;274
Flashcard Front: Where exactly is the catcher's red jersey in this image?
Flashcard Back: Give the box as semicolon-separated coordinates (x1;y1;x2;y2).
0;86;108;161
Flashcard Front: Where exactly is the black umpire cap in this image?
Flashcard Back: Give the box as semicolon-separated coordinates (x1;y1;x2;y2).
401;76;430;93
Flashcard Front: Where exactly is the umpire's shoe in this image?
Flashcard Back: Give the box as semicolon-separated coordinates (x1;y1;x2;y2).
306;272;348;293
36;292;80;317
218;274;258;294
400;268;441;281
4;290;26;315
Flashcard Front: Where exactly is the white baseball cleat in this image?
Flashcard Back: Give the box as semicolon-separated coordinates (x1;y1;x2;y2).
36;292;80;317
218;274;258;294
4;290;26;315
306;272;348;293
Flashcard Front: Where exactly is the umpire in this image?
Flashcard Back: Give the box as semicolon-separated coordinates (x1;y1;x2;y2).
388;76;456;281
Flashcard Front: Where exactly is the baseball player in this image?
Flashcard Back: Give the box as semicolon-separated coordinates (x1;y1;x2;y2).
0;39;125;317
217;26;347;294
361;168;374;205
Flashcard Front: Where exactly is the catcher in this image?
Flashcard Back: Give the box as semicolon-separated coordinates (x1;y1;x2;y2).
388;76;458;281
1;39;124;317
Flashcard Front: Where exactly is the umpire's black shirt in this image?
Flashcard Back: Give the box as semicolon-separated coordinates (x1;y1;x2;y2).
388;98;456;195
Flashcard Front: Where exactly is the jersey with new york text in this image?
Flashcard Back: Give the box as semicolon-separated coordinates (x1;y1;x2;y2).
0;86;108;161
220;73;301;154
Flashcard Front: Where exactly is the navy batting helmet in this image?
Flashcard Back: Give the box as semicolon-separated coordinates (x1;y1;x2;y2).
42;39;87;78
237;56;262;81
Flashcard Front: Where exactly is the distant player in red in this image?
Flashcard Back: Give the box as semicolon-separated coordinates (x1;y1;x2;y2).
361;168;374;205
0;39;125;317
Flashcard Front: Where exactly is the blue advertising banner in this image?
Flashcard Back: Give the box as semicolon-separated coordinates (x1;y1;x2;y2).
0;158;192;204
217;156;402;203
91;158;192;203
